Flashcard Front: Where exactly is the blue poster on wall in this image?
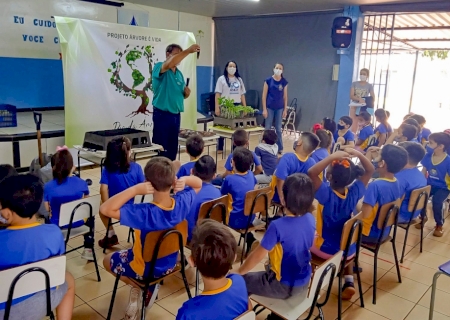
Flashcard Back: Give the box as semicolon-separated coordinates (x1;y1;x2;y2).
118;8;149;27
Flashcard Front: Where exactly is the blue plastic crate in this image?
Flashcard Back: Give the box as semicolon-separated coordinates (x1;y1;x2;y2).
0;104;17;128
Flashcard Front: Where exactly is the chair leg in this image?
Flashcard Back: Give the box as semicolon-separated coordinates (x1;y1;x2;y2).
141;286;147;320
429;272;442;320
420;222;424;253
180;264;192;299
237;234;242;247
337;273;343;320
400;227;409;263
106;274;121;320
240;233;247;265
103;218;112;253
92;248;101;282
355;260;365;308
392;241;402;283
195;268;200;297
373;252;378;305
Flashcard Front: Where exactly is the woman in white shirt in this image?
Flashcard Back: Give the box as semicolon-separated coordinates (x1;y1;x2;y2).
214;61;247;152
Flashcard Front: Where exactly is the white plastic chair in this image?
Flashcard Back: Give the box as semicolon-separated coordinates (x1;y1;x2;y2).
234;310;256;320
59;194;101;281
0;256;66;320
252;251;343;320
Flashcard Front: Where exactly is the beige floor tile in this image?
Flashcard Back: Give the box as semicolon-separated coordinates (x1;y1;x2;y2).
377;271;429;303
67;231;105;249
378;240;413;260
357;260;390;286
72;303;105;320
318;292;353;320
395;228;423;247
363;288;415;320
397;259;438;286
88;285;175;320
358;249;397;272
419;287;450;316
342;304;390;319
74;294;85;308
66;257;103;279
156;287;197;315
81;168;102;179
426;228;450;244
114;225;134;242
156;275;190;302
405;304;450;320
75;268;125;302
404;247;448;269
422;238;450;258
329;273;370;304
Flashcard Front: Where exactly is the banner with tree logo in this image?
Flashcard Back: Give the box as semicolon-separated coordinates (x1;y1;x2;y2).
55;17;197;146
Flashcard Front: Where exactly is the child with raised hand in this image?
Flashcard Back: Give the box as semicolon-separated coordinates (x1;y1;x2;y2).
361;144;408;243
177;220;248;320
99;137;145;248
255;130;278;184
355;111;374;152
308;148;374;300
334;116;355;148
0;175;75;320
44;148;93;261
419;132;450;237
187;155;221;241
395;142;427;224
311;129;332;181
271;132;319;206
386;123;418;145
374;109;392;147
174;134;205;178
100;156;202;319
237;173;315;317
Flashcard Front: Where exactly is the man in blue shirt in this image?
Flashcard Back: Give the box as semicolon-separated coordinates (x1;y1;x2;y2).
152;43;200;160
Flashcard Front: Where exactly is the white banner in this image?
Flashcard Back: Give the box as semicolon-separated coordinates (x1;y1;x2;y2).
55;17;197;146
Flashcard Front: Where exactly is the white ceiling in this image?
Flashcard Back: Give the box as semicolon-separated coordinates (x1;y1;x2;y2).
125;0;441;18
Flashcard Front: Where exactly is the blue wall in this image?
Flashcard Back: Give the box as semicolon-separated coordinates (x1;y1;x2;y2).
0;56;213;110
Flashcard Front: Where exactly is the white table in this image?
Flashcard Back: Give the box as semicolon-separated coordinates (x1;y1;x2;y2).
178;134;220;163
210;126;265;158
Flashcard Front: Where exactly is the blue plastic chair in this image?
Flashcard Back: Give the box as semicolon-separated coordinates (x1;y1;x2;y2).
429;260;450;319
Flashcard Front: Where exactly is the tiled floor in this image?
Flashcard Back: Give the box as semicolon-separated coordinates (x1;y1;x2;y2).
65;133;450;319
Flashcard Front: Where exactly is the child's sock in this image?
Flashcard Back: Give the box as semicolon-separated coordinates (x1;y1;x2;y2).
108;229;116;238
344;275;354;284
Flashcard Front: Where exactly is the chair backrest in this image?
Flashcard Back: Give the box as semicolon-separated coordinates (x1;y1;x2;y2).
307;251;343;299
134;194;153;204
59;194;101;227
0;256;66;304
234;310;256;320
142;220;188;263
332;143;341;154
197;195;229;224
377;199;402;229
407;185;431;212
367;134;377;147
244;186;271;217
340;212;363;253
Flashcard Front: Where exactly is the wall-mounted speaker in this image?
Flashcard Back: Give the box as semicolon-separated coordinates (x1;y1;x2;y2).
332;17;353;49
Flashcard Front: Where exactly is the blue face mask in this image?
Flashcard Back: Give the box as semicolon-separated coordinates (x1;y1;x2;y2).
372;160;379;169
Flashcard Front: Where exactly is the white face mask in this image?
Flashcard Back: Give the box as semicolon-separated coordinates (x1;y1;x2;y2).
227;67;236;75
273;68;282;76
0;213;8;225
360;75;367;81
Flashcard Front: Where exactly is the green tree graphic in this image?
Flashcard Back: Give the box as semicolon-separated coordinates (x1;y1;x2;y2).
108;45;156;117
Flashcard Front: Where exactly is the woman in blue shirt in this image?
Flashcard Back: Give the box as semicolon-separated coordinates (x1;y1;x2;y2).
262;63;288;155
99;137;145;248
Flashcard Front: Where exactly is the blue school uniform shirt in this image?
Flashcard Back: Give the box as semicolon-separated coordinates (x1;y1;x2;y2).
224;151;261;172
255;143;278;176
422;153;450;190
333;130;355;144
261;214;315;287
0;223;65;309
311;148;329;182
395;168;427;223
418;128;431;144
265;77;289;110
187;182;221;241
374;123;392;146
44;177;89;228
100;162;145;205
176;274;248;320
358;124;375;151
362;178;402;241
119;188;196;277
315;180;366;256
177;161;197;179
270;153;316;203
221;171;257;229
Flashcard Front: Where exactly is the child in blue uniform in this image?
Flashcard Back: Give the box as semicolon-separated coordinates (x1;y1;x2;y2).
0;175;75;320
420;132;450;237
44;149;93;260
355;111;374;152
386;124;419;145
237;173;315;320
409;114;431;146
308;148;373;300
221;147;258;252
334;116;355;148
100;157;202;319
395;142;427;224
177;220;248;320
187;155;221;241
361;145;408;242
311;129;332;182
374;109;392;147
99;137;145;248
270;132;319;206
255;130;278;184
174;134;204;178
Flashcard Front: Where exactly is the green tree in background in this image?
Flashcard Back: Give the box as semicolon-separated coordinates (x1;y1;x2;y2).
108;45;155;117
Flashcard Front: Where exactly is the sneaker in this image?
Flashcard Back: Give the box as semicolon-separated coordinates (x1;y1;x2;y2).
252;217;265;227
98;234;119;248
415;216;428;229
433;226;444;237
144;283;160;308
81;248;94;261
341;282;356;301
125;287;142;320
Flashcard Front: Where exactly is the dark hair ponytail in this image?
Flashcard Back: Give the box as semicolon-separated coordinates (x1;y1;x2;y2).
52;150;74;184
104;137;131;173
329;160;365;189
